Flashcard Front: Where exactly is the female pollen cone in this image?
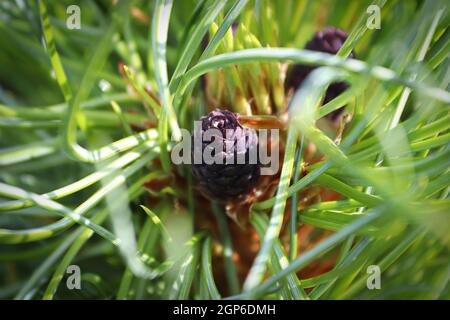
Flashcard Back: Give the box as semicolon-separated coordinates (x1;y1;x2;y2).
286;27;356;121
191;109;261;203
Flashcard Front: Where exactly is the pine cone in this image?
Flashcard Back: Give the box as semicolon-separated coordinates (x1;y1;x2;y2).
286;27;355;120
191;110;260;202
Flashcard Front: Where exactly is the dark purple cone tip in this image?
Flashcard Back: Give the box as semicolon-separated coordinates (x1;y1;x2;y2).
286;27;355;121
191;110;260;202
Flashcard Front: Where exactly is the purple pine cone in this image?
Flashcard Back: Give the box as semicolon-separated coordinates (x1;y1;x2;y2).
286;27;355;120
191;110;260;202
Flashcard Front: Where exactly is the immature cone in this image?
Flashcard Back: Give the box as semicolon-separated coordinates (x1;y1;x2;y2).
286;27;355;120
191;110;260;202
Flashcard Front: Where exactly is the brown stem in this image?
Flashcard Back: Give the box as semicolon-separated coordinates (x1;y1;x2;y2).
238;114;287;130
